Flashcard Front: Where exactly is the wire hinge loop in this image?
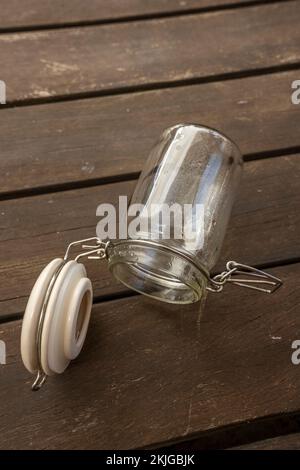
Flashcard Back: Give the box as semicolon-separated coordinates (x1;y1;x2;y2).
64;237;109;262
207;261;283;294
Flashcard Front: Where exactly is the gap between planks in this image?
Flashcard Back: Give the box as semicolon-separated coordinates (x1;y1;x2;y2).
0;0;290;34
1;70;300;197
2;146;300;202
1;153;300;318
2;61;300;110
155;409;300;450
0;262;300;449
0;2;300;104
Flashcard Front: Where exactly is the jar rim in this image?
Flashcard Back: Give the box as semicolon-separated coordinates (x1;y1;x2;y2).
108;239;210;281
107;239;208;304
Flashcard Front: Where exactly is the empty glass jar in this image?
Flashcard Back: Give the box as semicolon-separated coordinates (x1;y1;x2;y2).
22;123;283;391
107;124;243;304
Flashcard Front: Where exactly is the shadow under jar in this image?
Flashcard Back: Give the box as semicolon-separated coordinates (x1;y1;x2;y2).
107;123;243;304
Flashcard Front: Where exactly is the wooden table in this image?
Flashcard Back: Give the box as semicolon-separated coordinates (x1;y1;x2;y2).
0;0;300;450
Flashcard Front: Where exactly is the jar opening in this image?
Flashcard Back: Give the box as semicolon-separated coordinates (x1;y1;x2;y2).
107;241;207;304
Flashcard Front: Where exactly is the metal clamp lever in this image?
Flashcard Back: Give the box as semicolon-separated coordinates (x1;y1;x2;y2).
207;261;283;294
64;237;109;262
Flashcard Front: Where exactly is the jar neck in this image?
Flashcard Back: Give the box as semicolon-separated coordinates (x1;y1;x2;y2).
107;240;208;304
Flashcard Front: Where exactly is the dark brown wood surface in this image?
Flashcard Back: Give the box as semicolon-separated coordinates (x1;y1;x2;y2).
0;0;299;450
0;2;299;104
1;70;299;196
0;0;260;30
0;262;299;449
234;433;300;450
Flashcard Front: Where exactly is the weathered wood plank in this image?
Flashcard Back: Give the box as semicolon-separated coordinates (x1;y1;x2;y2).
234;433;300;449
0;154;299;318
1;71;299;195
0;0;259;30
0;2;299;103
0;262;298;449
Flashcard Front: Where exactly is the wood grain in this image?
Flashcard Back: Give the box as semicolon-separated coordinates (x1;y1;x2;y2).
0;2;299;103
0;0;298;452
0;154;299;318
1;70;300;195
234;433;300;449
0;0;258;30
0;262;299;449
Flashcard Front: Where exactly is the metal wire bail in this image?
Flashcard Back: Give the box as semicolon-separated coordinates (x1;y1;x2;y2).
31;239;282;391
64;237;109;262
207;261;283;294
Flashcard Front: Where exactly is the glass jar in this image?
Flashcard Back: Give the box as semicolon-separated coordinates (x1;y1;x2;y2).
107;124;243;304
22;123;282;391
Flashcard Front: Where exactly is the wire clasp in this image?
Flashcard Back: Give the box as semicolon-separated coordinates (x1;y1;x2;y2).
64;237;109;262
207;261;282;294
